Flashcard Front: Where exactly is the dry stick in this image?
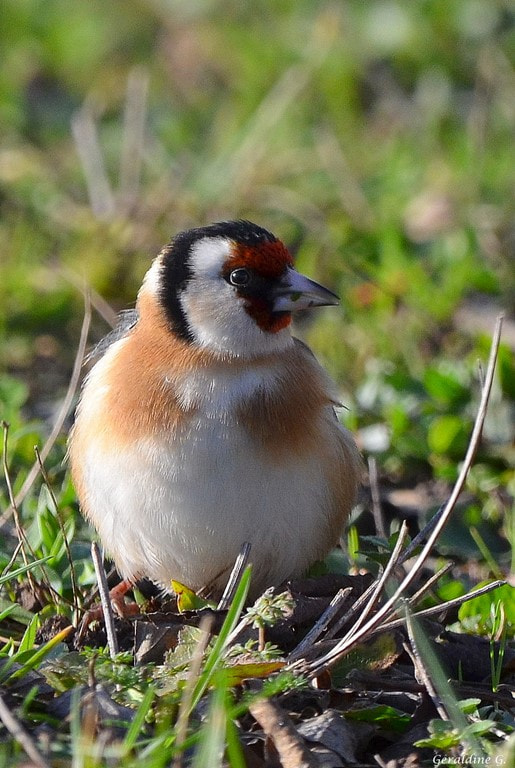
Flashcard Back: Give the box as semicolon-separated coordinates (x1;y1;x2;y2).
71;103;115;219
289;525;409;664
368;456;387;539
1;427;62;607
408;562;455;608
374;579;506;635
1;293;92;524
0;692;51;768
315;126;376;231
288;587;353;663
0;540;24;580
350;669;515;708
291;571;496;674
217;542;252;611
374;756;389;768
34;446;81;622
325;580;378;640
79;564;118;613
119;67;149;211
353;561;455;640
338;520;410;645
403;607;449;721
91;542;119;658
1;422;54;603
399;502;446;565
2;422;31;572
306;315;503;676
172;615;214;768
60;267;118;328
249;696;318;768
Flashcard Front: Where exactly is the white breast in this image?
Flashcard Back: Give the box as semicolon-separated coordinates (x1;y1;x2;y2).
81;362;343;596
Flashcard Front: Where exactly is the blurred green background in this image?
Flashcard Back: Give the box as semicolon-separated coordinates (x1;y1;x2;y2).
1;0;513;571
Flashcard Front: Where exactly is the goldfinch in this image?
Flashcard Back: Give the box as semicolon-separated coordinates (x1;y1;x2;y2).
69;221;360;598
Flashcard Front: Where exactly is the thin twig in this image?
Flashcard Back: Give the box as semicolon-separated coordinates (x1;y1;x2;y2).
217;542;252;611
91;543;118;658
60;266;118;328
1;422;52;603
288;587;352;662
399;502;445;564
306;315;503;675
0;692;51;768
119;67;149;211
1;292;92;522
2;422;30;571
71;102;115;218
375;579;506;634
338;520;409;645
325;580;378;640
0;540;24;580
404;606;448;720
1;427;63;606
34;446;81;622
408;562;455;608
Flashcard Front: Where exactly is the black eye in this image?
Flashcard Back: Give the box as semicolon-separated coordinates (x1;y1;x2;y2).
229;268;251;286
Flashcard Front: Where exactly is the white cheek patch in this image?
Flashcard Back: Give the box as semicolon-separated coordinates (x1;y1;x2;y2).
181;237;293;358
190;237;233;276
180;287;292;358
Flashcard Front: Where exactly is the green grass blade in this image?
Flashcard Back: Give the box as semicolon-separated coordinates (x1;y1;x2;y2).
191;673;227;768
224;706;247;768
0;556;52;586
189;566;251;713
121;684;155;753
8;625;73;680
17;614;40;654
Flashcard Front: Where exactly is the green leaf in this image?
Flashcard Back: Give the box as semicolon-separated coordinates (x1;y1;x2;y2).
18;614;40;654
172;580;216;612
414;732;460;749
414;718;460;749
331;633;402;687
424;367;469;405
457;698;481;714
345;704;410;733
8;625;73;680
462;719;496;736
224;661;285;686
458;583;515;637
427;414;465;454
436;579;466;602
0;604;19;623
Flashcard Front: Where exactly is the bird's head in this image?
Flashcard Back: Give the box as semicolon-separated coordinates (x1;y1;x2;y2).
142;220;339;359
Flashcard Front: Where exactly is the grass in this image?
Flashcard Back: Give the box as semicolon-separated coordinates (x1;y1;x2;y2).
0;1;514;765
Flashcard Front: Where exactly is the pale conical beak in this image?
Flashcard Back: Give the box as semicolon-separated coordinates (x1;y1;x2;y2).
272;267;340;312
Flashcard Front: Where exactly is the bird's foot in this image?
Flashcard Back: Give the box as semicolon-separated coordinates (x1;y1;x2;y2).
76;579;140;645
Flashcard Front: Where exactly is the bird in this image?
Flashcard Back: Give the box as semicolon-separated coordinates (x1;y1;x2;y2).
69;220;361;600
